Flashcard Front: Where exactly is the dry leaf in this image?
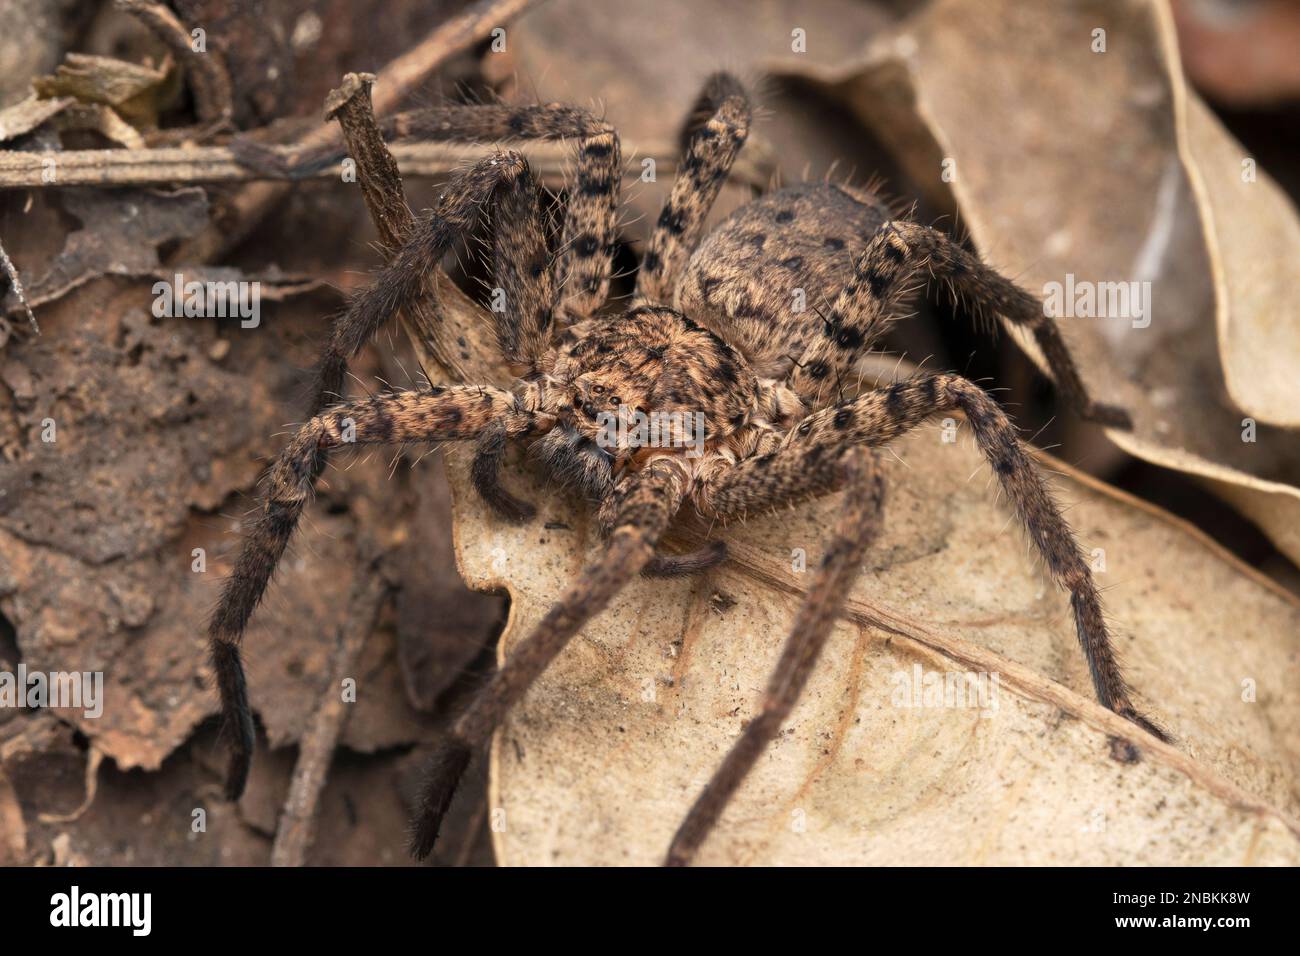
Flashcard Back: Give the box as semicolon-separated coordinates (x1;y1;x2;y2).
32;52;177;130
0;94;74;142
1;187;324;316
0;275;432;772
1170;0;1300;106
780;0;1300;564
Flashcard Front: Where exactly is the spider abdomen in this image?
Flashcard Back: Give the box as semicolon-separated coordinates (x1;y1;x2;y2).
678;182;891;379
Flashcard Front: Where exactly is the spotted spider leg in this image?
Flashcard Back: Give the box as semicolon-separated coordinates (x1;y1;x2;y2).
381;103;622;321
208;384;547;799
667;449;885;865
752;372;1164;735
787;221;1132;427
312;153;531;413
693;437;853;519
209;149;564;799
410;458;690;858
669;373;1162;863
313;101;626;409
370;104;625;519
470;163;558;522
634;73;752;306
625;73;753;578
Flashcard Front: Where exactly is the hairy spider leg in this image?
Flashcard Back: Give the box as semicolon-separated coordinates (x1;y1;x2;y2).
787;220;1131;427
667;448;885;865
669;373;1162;860
367;104;625;516
409;458;689;859
208;384;545;799
383;103;623;322
312;153;531;414
635;73;752;307
752;373;1162;738
209;151;542;801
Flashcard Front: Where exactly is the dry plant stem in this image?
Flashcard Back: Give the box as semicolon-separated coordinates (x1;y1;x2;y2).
0;236;38;333
168;0;542;263
270;568;389;868
325;74;466;384
115;0;233;123
0;141;676;190
36;748;103;824
325;74;415;249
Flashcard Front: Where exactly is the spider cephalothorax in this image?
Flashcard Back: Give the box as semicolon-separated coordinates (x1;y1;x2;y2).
525;305;764;502
207;73;1164;866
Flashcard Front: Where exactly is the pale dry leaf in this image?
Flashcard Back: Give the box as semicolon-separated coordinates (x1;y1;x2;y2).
781;0;1300;565
1178;91;1300;430
32;52;177;130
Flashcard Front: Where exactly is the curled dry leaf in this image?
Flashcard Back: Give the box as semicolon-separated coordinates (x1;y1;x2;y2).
779;0;1300;564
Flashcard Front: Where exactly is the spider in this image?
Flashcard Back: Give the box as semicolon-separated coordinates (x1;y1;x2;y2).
207;72;1166;866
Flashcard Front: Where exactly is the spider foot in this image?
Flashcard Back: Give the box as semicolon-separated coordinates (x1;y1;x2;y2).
1084;402;1133;430
1108;707;1170;763
1108;736;1141;764
211;640;255;800
409;740;472;861
484;489;537;523
1122;706;1171;743
643;541;728;577
223;748;252;801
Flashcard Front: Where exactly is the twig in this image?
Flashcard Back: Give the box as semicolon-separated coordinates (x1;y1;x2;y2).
324;73;415;250
0;236;38;334
0;140;661;189
171;0;542;263
270;566;389;868
37;747;104;824
326;72;504;386
115;0;233;124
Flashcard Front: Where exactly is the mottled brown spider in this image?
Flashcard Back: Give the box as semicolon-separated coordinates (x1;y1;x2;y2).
208;73;1165;866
